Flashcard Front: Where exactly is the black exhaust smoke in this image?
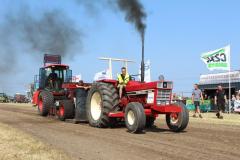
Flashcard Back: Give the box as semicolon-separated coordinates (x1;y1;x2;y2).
0;6;82;74
116;0;146;82
74;0;147;82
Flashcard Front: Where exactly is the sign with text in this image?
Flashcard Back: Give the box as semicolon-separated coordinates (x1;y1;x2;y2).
201;45;230;71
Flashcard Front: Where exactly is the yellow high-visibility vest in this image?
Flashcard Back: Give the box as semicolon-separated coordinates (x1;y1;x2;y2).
117;74;130;85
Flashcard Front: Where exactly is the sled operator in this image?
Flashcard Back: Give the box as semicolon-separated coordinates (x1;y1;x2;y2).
117;67;131;98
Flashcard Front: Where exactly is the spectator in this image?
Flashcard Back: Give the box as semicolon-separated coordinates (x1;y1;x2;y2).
233;94;240;112
204;94;208;100
192;84;204;118
231;94;236;112
236;94;240;100
214;85;227;119
76;80;91;90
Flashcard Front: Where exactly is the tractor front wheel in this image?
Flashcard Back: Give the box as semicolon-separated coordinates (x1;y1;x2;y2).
38;91;54;116
125;102;146;133
166;102;189;132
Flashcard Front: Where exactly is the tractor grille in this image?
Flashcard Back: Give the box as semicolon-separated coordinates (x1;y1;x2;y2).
156;89;171;105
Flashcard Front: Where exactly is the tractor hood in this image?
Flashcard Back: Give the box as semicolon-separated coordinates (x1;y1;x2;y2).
125;81;173;92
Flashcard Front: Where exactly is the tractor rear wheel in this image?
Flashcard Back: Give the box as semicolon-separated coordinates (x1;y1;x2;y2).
38;91;54;116
58;100;75;121
166;102;189;132
86;82;118;128
125;102;146;133
145;116;156;128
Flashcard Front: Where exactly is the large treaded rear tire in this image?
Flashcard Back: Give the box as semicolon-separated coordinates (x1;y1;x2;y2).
106;83;120;108
38;91;54;117
86;82;118;128
125;102;146;133
166;102;189;132
58;100;75;121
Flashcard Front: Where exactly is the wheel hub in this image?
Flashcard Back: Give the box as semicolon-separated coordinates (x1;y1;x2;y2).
90;92;102;121
127;110;135;125
170;113;179;124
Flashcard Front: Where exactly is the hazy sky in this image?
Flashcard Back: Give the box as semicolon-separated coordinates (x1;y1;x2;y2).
0;0;239;96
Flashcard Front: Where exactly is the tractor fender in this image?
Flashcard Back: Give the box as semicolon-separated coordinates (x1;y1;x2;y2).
32;90;41;106
97;79;118;86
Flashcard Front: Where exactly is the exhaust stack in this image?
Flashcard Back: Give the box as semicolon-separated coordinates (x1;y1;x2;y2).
140;34;145;83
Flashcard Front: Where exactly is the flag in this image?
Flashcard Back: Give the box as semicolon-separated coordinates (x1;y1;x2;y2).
201;45;230;71
94;69;111;81
139;60;151;82
72;75;82;82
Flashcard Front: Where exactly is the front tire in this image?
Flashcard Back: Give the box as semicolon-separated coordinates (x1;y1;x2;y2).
166;102;189;132
38;91;54;116
125;102;146;133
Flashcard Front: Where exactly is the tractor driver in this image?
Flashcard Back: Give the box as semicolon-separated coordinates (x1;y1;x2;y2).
117;67;131;98
47;71;58;89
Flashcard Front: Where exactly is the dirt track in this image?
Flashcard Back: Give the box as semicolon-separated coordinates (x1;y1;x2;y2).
0;103;239;160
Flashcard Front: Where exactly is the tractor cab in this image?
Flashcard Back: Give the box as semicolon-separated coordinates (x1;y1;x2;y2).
32;54;75;117
39;64;72;92
37;54;72;93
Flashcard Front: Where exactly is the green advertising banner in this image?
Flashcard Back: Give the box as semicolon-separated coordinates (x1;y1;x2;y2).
186;99;211;112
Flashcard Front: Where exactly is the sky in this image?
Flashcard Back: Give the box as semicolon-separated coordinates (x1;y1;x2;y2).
0;0;239;96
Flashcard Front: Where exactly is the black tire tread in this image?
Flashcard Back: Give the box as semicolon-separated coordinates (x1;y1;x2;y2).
87;82;119;128
166;102;189;132
58;100;75;121
38;91;54;116
125;102;146;133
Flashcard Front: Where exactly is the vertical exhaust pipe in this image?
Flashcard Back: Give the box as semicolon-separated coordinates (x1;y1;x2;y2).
140;33;145;83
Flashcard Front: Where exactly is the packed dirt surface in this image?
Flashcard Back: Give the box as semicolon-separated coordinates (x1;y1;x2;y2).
0;122;70;160
0;103;239;160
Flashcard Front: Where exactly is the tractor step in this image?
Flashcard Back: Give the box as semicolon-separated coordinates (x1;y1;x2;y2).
108;109;152;118
108;112;124;118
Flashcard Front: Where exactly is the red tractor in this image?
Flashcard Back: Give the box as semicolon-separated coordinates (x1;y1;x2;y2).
85;79;188;133
33;54;189;133
84;45;189;133
32;54;76;121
